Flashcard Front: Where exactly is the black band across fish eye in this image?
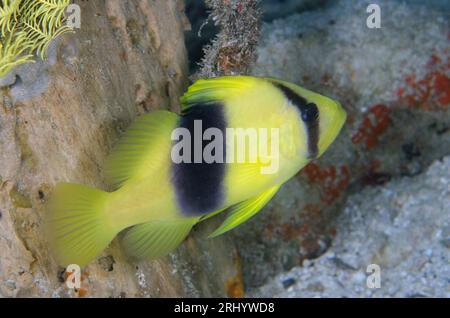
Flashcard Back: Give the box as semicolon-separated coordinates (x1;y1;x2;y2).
273;83;319;159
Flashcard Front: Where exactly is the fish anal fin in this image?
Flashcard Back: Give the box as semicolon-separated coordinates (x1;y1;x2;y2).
121;218;198;260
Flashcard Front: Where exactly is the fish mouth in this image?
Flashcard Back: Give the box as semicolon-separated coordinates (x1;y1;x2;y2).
329;102;347;141
318;102;347;157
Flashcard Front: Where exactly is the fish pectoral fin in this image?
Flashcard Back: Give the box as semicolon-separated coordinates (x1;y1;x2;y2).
121;218;198;260
208;185;281;238
104;110;179;188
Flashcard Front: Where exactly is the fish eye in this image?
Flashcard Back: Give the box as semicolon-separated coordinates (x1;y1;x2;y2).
301;103;319;122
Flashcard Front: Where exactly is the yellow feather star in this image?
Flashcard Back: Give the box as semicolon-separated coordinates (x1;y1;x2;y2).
0;0;73;78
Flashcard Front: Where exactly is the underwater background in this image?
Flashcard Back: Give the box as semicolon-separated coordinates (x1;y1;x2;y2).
0;0;448;297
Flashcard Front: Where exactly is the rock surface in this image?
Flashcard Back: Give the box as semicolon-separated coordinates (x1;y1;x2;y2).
251;156;450;298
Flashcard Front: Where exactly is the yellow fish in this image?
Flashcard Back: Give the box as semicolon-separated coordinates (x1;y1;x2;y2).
47;76;346;267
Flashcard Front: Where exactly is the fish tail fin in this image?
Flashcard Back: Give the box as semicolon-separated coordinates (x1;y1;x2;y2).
121;218;199;260
46;183;117;267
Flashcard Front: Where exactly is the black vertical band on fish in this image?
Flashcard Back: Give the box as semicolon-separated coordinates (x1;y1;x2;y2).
273;83;320;159
171;103;227;216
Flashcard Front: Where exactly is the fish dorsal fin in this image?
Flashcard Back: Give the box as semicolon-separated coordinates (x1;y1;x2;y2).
104;110;179;187
121;218;198;259
180;76;258;113
208;185;281;238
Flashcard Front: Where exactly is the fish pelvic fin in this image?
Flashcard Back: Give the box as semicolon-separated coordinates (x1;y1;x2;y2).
209;185;281;238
